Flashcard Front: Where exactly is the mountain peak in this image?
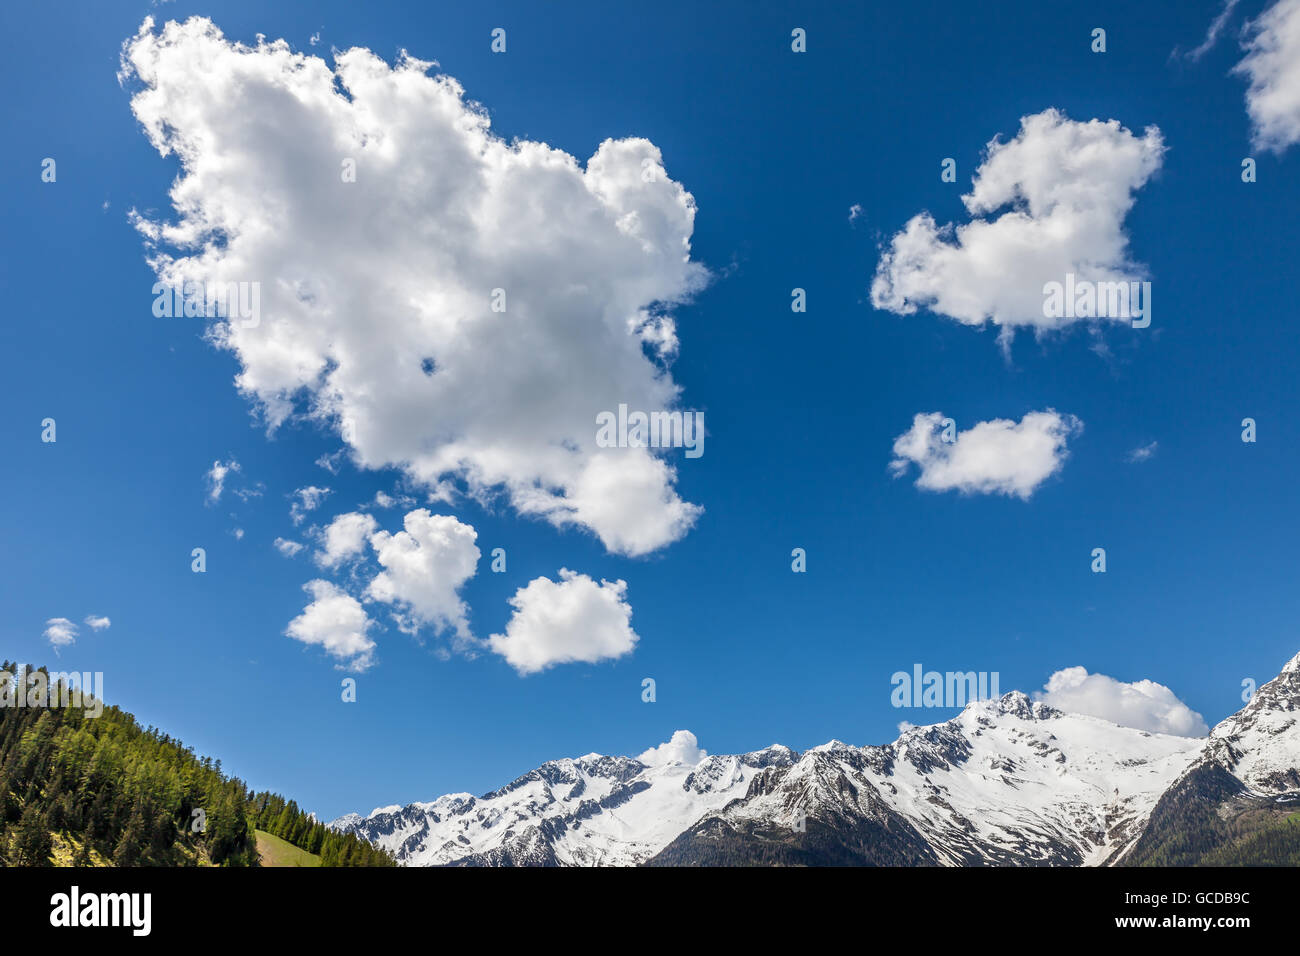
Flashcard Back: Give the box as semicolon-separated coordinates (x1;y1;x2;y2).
995;690;1035;718
1282;649;1300;675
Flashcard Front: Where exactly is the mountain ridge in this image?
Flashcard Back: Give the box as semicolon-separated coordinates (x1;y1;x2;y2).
331;650;1300;867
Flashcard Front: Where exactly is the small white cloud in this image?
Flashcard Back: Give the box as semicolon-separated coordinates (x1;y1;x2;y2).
488;569;638;675
848;203;864;224
637;730;706;767
231;527;245;540
897;721;916;733
890;410;1081;499
316;451;345;474
274;537;305;557
44;617;78;651
372;490;414;510
1034;666;1208;737
285;580;376;671
315;511;379;568
84;615;111;631
871;109;1163;338
365;510;479;643
290;486;332;525
206;459;240;503
1126;440;1158;463
1235;0;1300;153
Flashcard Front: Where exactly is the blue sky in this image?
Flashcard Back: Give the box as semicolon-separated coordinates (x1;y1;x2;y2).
2;0;1298;820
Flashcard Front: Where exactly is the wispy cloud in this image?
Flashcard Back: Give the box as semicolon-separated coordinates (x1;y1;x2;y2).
1174;0;1242;61
205;458;240;504
290;486;332;525
1126;441;1158;463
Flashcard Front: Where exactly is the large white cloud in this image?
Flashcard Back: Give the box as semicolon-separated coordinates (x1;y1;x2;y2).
1034;666;1208;737
488;569;638;675
285;579;376;671
1235;0;1300;153
364;509;479;645
871;109;1163;336
122;17;706;557
890;410;1081;499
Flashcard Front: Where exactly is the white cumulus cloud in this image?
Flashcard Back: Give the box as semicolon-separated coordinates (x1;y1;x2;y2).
285;579;376;671
637;730;706;767
365;510;479;644
890;409;1081;499
488;569;638;675
871;109;1163;338
83;615;112;631
315;511;379;569
122;16;706;557
1235;0;1300;153
1034;666;1208;737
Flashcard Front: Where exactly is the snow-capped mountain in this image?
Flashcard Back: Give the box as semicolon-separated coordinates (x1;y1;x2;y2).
651;692;1200;866
330;737;796;866
1124;651;1300;866
1197;651;1300;794
332;651;1300;866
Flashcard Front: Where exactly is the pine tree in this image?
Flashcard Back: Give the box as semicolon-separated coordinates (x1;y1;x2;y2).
112;804;147;867
13;805;52;866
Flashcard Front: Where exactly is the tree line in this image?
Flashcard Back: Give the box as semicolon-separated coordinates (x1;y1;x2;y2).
0;662;394;867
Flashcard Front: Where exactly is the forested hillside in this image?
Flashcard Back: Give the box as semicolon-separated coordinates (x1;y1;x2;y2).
1124;762;1300;867
0;662;394;867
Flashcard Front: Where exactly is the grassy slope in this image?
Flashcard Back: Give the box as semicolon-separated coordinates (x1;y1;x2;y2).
254;832;323;868
255;829;322;867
